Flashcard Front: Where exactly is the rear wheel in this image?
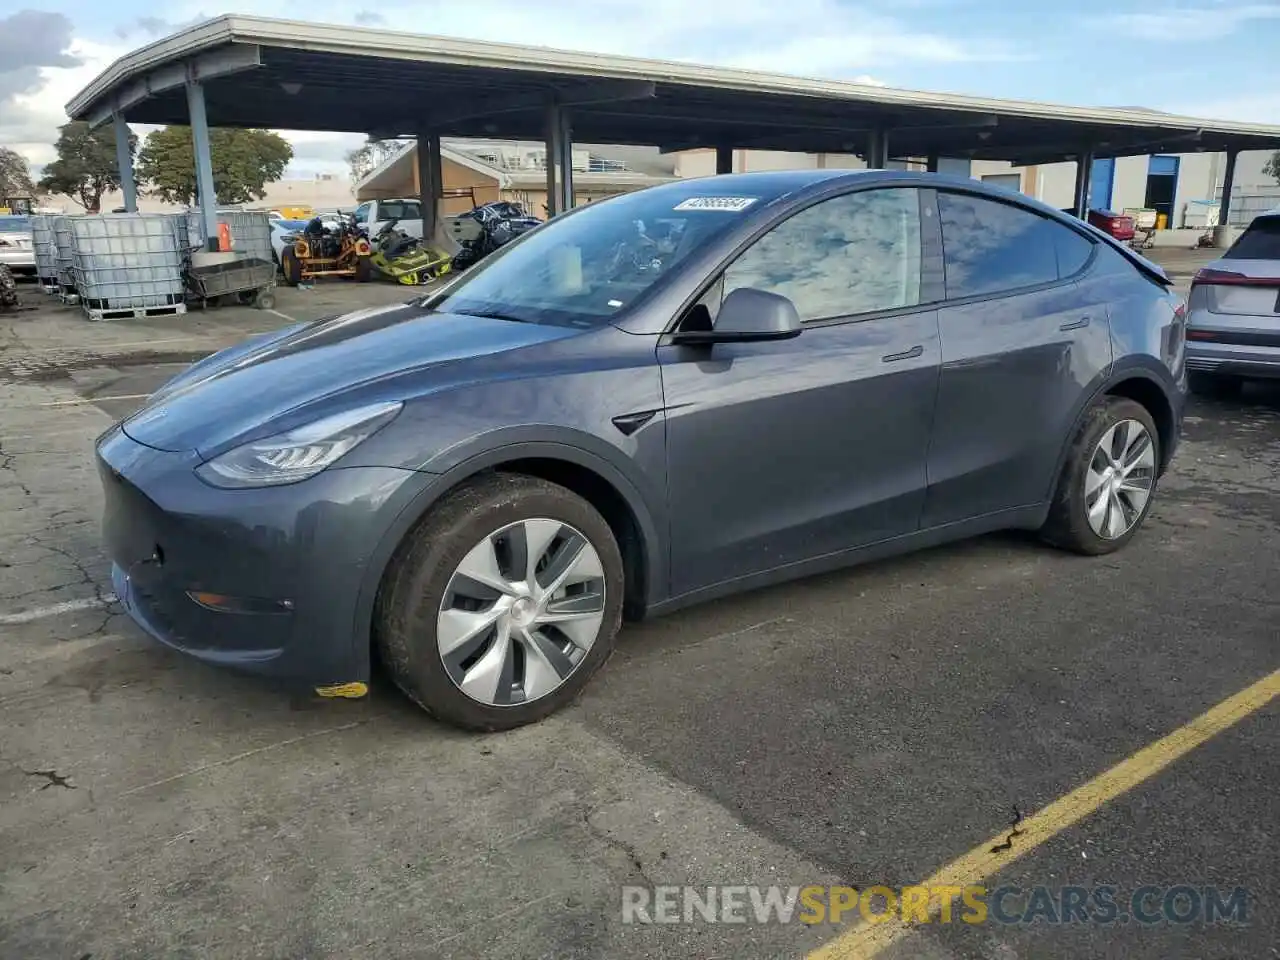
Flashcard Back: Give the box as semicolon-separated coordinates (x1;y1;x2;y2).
354;255;374;283
1041;396;1161;556
1187;371;1242;399
375;473;624;731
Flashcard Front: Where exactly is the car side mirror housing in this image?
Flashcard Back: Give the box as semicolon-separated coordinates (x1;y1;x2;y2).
672;287;803;345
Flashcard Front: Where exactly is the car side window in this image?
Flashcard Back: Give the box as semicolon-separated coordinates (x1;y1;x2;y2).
721;188;923;323
937;192;1062;298
353;203;370;224
1054;227;1095;279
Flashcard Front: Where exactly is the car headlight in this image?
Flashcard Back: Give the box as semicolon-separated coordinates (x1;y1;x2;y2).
195;401;403;488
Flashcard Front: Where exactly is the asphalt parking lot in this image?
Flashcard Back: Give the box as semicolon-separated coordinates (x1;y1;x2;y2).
1;267;1276;960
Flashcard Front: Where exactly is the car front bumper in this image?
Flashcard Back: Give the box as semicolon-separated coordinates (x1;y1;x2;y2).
97;424;435;689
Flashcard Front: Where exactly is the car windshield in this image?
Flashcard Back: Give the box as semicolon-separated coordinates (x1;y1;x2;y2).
1223;215;1280;260
0;216;31;232
428;185;772;327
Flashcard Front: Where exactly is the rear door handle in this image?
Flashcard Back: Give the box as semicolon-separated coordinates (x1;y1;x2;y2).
1059;316;1091;331
882;344;924;363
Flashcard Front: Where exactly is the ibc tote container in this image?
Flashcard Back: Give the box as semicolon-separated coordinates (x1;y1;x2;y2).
53;216;78;295
184;210;273;263
70;214;185;318
30;215;59;289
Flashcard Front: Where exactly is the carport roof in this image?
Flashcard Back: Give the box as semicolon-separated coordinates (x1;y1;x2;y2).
67;15;1280;165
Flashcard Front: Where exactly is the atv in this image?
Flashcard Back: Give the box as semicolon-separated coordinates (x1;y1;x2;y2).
368;218;452;285
279;212;374;286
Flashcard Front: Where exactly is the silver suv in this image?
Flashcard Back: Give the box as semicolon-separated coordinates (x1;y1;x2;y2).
1186;208;1280;397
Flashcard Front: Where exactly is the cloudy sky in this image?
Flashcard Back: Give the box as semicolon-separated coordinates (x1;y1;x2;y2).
4;1;1280;180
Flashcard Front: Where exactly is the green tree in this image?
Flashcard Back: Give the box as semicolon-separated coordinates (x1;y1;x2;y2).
36;121;136;213
136;127;293;206
1265;152;1280;184
346;137;402;183
0;147;36;200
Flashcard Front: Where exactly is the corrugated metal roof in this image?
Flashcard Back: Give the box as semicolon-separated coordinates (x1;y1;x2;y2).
65;14;1280;164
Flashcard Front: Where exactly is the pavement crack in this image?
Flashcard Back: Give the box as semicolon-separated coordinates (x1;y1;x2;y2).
989;803;1025;854
0;440;34;498
581;806;654;884
23;534;111;605
24;768;76;790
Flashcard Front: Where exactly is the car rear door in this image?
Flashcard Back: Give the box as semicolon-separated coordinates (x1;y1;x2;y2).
921;188;1112;527
657;186;942;598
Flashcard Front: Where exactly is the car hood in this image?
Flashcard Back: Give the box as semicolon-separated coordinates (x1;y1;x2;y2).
121;300;581;456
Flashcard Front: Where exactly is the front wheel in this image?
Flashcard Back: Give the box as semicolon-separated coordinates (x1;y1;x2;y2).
374;473;624;731
280;247;303;286
1040;396;1161;555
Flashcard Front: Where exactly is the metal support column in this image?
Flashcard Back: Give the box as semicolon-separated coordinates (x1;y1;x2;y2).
185;79;219;251
1072;147;1094;219
544;101;575;217
544;103;561;218
925;153;940;174
865;127;889;169
113;113;137;213
1218;147;1239;232
555;107;574;214
715;146;733;175
416;130;444;247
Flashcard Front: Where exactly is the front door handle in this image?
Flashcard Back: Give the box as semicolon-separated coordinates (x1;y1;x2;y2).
1059;316;1091;331
882;344;924;363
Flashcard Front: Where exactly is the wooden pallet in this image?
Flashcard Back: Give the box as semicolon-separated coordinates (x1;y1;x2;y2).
82;301;188;322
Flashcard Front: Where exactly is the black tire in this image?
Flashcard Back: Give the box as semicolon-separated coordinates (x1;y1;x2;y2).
1040;396;1161;556
354;255;374;283
280;247;303;287
1187;371;1242;399
374;473;625;731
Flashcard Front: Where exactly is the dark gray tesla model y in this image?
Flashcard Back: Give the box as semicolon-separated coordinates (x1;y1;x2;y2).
96;170;1187;730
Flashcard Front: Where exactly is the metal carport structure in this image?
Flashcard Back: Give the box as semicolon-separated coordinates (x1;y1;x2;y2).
67;15;1280;250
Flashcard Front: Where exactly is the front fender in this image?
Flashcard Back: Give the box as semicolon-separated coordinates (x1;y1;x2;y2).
349;433;670;669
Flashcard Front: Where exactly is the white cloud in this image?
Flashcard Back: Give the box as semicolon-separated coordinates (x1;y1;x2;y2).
1099;3;1280;42
5;37;132;169
1165;93;1280;125
10;0;1022;178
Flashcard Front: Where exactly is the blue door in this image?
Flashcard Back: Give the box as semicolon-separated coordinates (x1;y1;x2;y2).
1090;158;1115;211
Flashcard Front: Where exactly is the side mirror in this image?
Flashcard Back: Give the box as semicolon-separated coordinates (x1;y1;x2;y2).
672;287;803;345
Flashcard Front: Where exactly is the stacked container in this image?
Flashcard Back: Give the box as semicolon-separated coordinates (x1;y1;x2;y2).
69;214;186;321
181;210;273;264
30;215;59;292
53;216;78;302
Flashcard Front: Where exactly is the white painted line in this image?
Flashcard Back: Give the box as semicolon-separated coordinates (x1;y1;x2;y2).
0;426;108;442
266;308;297;323
38;394;150;408
0;595;117;625
5;633;132;666
19;336;208;353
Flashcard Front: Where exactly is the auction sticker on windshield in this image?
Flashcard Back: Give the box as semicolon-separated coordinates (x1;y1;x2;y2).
672;197;758;212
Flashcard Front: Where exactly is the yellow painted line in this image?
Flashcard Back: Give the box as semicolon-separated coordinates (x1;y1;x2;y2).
808;667;1280;960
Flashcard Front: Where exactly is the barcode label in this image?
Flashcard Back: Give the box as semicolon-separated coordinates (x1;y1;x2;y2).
672;197;758;212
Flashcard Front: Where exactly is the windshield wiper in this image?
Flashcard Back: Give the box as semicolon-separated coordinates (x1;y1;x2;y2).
463;309;532;324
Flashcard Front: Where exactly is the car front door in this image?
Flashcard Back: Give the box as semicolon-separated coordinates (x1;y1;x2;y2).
658;186;942;598
920;188;1113;527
